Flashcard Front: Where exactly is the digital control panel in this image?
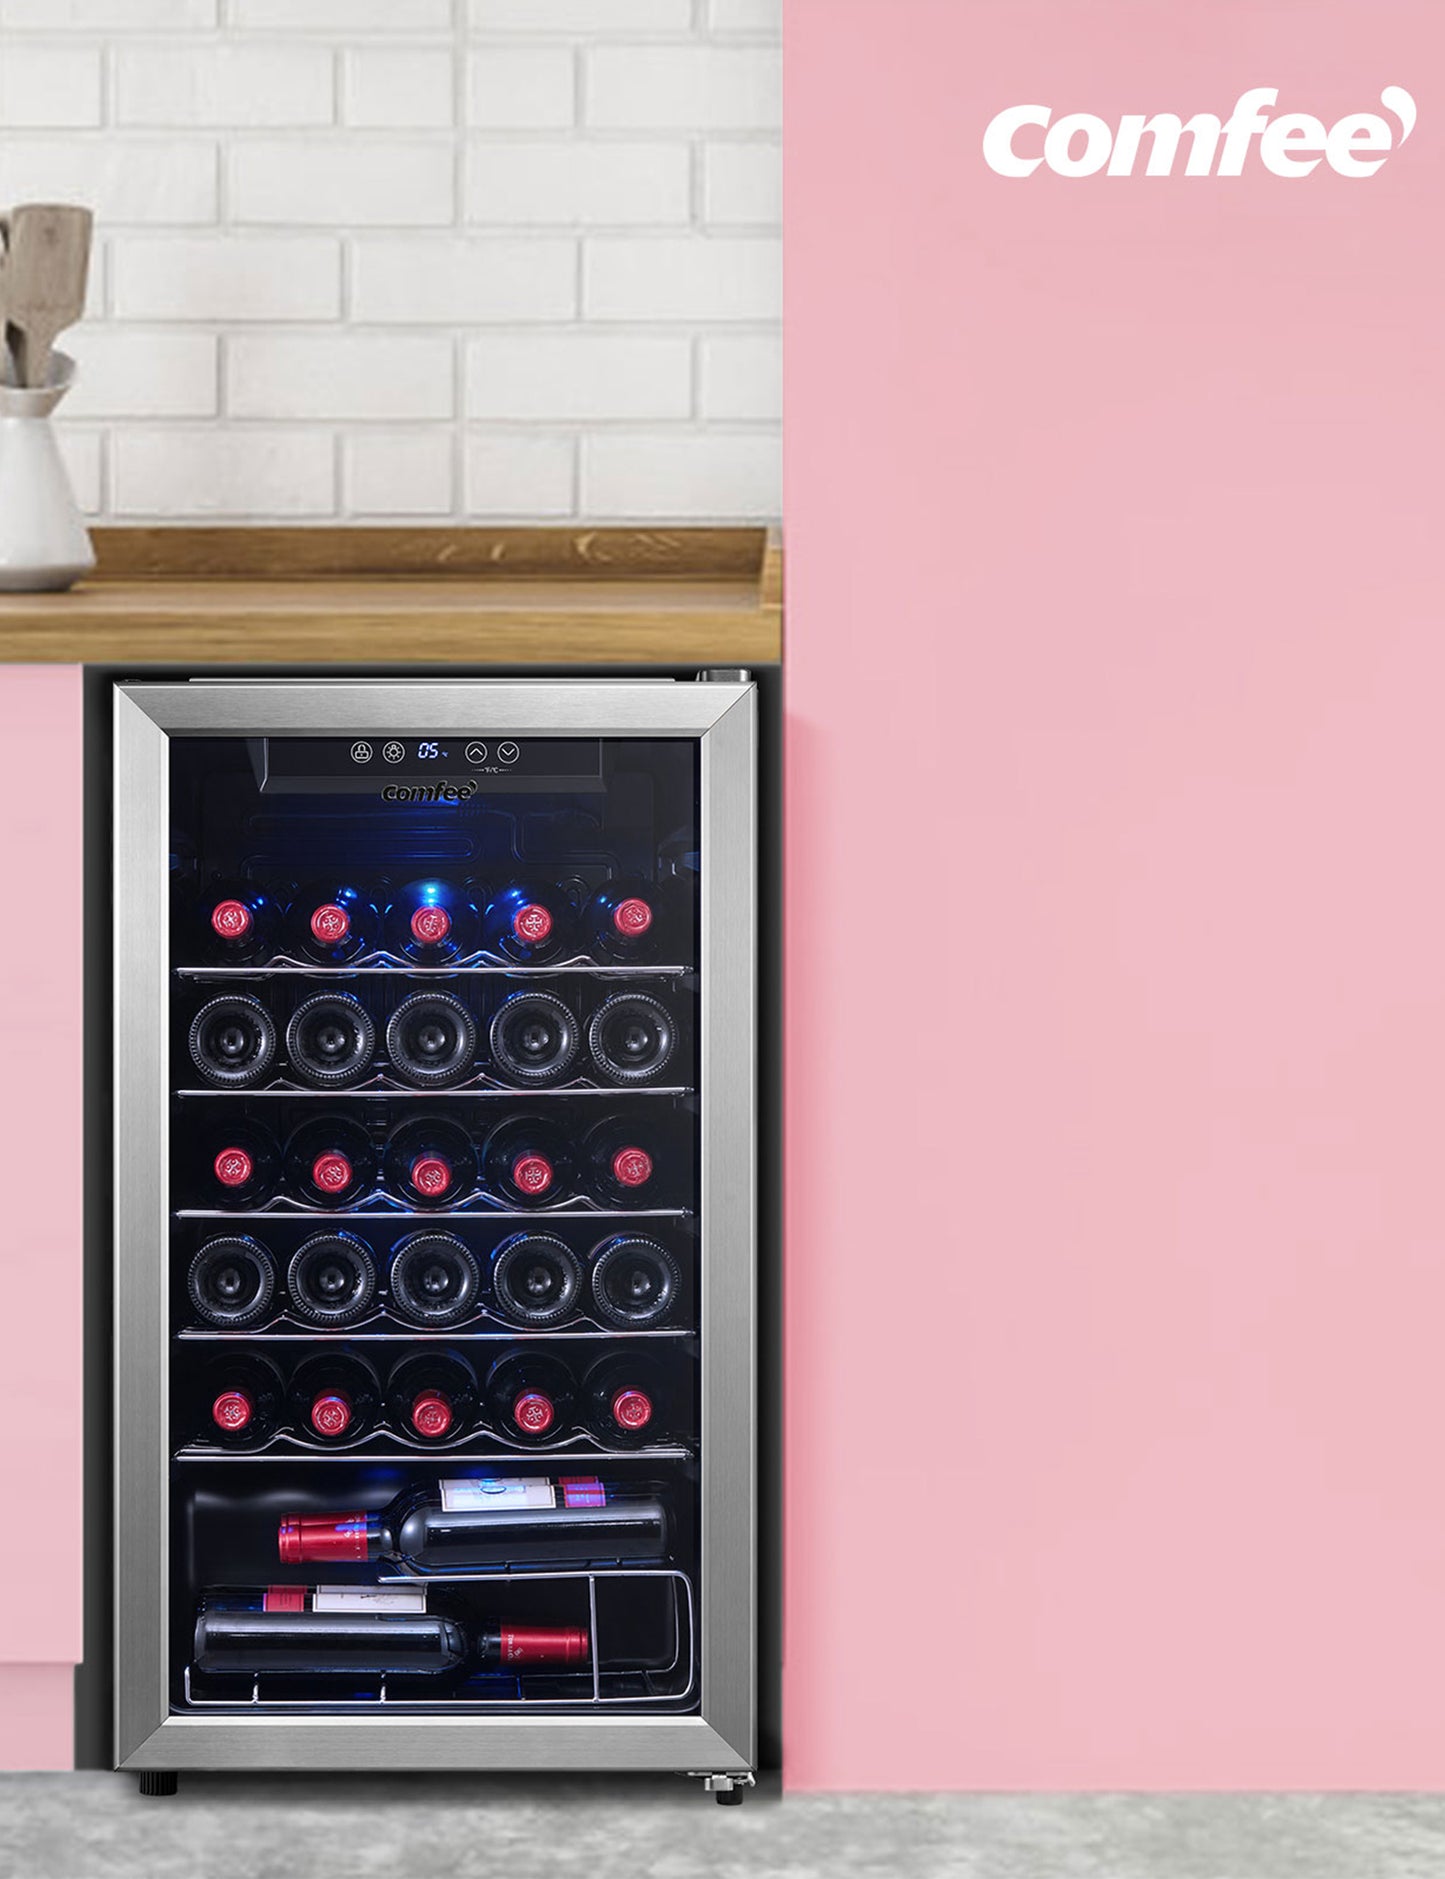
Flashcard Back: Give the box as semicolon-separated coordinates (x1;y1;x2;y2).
258;736;604;793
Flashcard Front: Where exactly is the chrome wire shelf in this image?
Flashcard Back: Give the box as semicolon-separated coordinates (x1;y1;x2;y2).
180;1569;695;1713
174;1436;692;1462
176;949;693;978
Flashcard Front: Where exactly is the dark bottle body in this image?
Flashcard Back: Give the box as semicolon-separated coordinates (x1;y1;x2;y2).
383;878;479;965
588;1235;681;1329
201;1353;285;1449
384;1116;477;1208
481;881;573;965
485;1351;577;1444
386;1350;478;1444
284;1116;376;1208
586;991;677;1085
385;991;477;1089
188;993;278;1088
279;1477;668;1571
289;1352;381;1445
489;1232;583;1327
486;988;580;1087
581;1352;672;1448
285;992;377;1089
287;1231;377;1327
202;1122;281;1208
388;1231;481;1328
195;1594;467;1677
188;1234;277;1328
483;1115;572;1207
581;876;667;963
286;879;378;966
195;878;282;965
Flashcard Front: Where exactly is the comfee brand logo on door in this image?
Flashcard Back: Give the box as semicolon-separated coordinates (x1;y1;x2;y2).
982;86;1416;177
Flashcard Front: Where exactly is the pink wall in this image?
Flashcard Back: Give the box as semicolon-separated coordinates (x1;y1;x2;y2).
784;0;1445;1788
0;666;84;1767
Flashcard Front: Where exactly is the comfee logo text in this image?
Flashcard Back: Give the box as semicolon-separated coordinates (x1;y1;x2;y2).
983;86;1416;178
382;780;478;803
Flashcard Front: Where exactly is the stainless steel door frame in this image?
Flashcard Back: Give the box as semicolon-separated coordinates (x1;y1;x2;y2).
113;678;756;1774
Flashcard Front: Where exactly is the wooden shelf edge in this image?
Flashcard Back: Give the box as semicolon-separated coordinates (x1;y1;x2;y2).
0;525;782;666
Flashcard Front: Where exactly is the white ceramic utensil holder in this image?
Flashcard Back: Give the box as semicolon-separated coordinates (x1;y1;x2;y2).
0;349;94;593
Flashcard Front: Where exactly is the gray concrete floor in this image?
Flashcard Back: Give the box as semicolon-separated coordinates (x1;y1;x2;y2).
4;1780;1445;1879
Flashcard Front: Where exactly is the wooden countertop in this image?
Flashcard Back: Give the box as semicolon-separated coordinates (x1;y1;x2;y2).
0;526;781;665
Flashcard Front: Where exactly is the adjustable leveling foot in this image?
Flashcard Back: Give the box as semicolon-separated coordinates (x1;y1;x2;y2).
700;1772;754;1805
137;1771;178;1797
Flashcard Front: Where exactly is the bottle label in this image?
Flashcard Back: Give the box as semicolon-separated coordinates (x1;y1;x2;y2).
312;1585;428;1614
411;904;451;945
310;903;350;945
439;1477;558;1511
513;902;553;945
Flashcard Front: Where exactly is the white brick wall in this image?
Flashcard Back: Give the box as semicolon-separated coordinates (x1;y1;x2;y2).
0;0;779;523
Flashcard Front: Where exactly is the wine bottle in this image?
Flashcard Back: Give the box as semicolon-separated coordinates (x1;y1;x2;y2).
480;881;573;965
286;1231;378;1327
383;1117;477;1209
483;1115;572;1208
383;879;479;965
588;1235;681;1330
581;876;667;964
384;991;477;1089
284;992;376;1089
285;879;378;966
289;1351;381;1445
580;1352;672;1448
203;1123;281;1209
585;991;677;1086
385;1350;478;1444
580;1115;669;1208
194;1590;467;1678
489;1232;583;1328
487;988;580;1087
388;1232;481;1329
278;1475;667;1571
187;1234;277;1329
485;1351;576;1444
200;1354;285;1449
284;1116;376;1208
187;993;278;1088
196;879;281;966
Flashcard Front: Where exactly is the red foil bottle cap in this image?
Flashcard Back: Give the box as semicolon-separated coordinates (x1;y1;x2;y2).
310;1391;351;1438
513;1390;555;1435
210;897;252;940
411;1390;453;1438
310;902;350;945
277;1513;369;1564
611;1387;653;1432
311;1151;353;1195
263;1586;306;1613
499;1624;591;1666
511;1151;554;1197
212;1389;253;1433
513;901;553;945
213;1145;254;1188
611;1146;653;1189
410;1154;452;1199
410;904;451;945
612;897;654;937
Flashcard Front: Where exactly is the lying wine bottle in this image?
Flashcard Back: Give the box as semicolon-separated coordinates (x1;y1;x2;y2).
195;1588;466;1677
278;1476;666;1572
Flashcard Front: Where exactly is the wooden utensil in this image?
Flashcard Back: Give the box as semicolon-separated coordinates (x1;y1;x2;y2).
3;204;92;389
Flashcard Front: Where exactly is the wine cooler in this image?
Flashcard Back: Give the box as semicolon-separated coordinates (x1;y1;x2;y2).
112;677;756;1799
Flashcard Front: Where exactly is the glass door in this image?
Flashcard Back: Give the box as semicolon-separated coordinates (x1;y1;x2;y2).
114;681;755;1778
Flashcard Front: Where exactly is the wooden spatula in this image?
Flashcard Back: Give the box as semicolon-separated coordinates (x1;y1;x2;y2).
4;204;92;388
